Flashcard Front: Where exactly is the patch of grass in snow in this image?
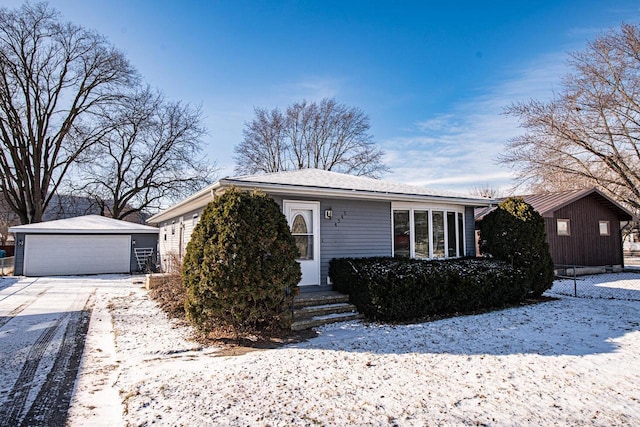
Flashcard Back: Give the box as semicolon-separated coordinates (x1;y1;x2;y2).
146;256;317;351
194;324;318;355
148;254;188;320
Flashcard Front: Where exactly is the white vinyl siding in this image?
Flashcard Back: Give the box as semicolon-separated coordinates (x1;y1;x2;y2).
273;197;392;287
158;208;203;270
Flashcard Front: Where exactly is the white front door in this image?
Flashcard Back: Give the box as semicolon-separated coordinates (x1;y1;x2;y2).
284;201;320;286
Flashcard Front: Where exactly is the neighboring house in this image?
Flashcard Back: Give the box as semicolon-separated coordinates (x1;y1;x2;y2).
42;194;102;221
623;223;640;256
147;168;491;292
43;194;149;224
9;215;159;276
0;195;19;245
475;188;635;268
1;193;148;247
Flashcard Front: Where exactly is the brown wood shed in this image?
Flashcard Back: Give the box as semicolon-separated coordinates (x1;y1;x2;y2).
476;188;635;268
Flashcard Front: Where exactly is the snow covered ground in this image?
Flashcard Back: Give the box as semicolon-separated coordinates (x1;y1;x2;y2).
2;274;639;426
549;271;640;301
0;275;134;425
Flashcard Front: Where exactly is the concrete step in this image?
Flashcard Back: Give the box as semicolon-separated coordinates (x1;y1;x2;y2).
291;311;364;331
290;290;363;330
293;291;349;309
293;302;357;320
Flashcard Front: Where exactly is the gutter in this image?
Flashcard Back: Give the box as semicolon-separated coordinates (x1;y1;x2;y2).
148;177;494;225
147;181;222;224
221;179;494;207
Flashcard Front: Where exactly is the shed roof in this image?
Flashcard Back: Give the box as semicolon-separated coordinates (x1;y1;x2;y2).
475;188;635;221
9;215;159;234
148;168;493;224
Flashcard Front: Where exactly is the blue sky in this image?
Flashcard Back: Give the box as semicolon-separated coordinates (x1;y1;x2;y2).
7;1;640;192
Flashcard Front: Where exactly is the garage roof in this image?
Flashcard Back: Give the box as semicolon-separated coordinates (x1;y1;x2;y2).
9;215;159;234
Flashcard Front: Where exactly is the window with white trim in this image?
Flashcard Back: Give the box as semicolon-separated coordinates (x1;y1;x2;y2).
599;220;610;236
392;204;465;259
432;211;445;258
393;210;410;258
414;211;430;258
457;212;465;256
557;219;570;236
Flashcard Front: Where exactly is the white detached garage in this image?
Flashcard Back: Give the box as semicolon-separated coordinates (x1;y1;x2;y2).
9;215;159;276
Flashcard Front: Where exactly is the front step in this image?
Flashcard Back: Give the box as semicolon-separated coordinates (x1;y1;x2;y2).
291;291;363;331
293;291;350;307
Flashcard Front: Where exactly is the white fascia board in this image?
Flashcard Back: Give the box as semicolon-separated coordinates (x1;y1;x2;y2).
226;181;494;207
147;182;223;224
147;179;494;226
9;228;159;234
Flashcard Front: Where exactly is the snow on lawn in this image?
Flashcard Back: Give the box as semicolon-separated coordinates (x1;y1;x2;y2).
67;275;640;426
549;271;640;301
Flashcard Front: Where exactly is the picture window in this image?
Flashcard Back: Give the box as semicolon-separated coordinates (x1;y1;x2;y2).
392;207;464;259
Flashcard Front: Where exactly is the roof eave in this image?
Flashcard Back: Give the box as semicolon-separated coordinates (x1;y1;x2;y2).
591;188;637;221
224;179;493;206
536;188;636;221
8;228;159;234
147;177;494;225
147;181;223;224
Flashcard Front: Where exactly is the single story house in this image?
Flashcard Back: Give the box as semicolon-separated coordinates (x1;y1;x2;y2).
147;168;492;292
623;229;640;256
9;215;159;276
475;188;635;268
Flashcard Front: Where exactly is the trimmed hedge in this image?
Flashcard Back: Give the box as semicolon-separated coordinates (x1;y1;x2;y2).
329;257;528;321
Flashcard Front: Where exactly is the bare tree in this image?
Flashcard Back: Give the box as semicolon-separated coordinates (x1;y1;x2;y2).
502;23;640;213
236;107;287;174
0;3;138;224
234;98;388;178
73;87;217;220
469;185;504;199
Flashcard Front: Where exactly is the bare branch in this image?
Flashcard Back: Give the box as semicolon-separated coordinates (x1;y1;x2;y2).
71;86;217;219
234;98;389;178
502;23;640;214
0;3;138;223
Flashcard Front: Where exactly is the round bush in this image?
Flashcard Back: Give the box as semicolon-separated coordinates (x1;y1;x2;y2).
182;187;301;333
479;197;554;296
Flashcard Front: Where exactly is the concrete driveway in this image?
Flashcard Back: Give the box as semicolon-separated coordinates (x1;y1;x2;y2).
0;275;133;427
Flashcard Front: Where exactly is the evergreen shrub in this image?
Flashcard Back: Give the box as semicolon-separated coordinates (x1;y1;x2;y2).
329;257;528;321
182;187;301;333
479;197;554;296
